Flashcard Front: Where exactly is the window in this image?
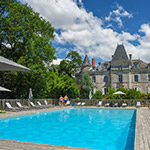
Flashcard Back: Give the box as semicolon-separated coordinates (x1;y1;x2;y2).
118;75;123;83
104;88;107;95
118;66;122;70
104;65;107;70
92;76;96;83
104;76;108;83
134;63;138;69
148;75;150;81
134;75;138;82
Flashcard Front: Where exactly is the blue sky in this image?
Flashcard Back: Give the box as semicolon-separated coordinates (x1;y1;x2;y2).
22;0;150;65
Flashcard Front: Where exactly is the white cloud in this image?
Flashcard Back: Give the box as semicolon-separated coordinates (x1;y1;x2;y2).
50;58;62;65
22;0;150;63
105;3;133;28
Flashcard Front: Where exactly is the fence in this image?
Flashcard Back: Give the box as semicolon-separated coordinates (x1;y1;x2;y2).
1;98;150;110
0;99;56;110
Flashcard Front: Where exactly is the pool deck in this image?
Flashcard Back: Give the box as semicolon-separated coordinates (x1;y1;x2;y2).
0;106;150;150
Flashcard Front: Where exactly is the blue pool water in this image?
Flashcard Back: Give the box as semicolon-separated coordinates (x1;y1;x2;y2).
0;108;136;150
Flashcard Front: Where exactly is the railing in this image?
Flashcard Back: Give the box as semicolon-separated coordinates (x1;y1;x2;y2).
1;98;150;110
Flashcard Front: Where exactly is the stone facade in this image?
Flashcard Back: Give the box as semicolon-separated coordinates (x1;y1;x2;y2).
75;44;150;94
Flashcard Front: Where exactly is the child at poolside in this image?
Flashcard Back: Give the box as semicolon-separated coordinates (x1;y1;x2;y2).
64;95;69;106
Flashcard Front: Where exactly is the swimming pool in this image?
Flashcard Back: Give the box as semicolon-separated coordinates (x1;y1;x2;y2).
0;108;136;150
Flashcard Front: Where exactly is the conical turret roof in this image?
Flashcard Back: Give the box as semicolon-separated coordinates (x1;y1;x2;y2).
111;44;129;63
82;55;91;67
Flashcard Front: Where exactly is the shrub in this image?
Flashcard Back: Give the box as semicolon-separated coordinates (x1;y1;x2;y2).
92;90;102;99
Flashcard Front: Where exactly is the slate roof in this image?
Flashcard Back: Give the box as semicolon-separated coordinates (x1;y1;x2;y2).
111;44;129;63
81;55;91;67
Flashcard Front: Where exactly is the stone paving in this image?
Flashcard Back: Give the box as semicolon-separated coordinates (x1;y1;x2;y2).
135;107;150;150
0;107;150;150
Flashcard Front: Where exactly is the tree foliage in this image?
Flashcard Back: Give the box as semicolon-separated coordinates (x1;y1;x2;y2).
46;72;80;99
79;72;93;98
92;90;102;99
125;89;142;99
0;0;81;99
58;51;82;77
0;0;54;99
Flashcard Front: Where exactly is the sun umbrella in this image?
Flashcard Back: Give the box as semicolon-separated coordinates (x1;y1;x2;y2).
0;56;33;72
29;88;33;100
113;91;125;95
0;86;11;92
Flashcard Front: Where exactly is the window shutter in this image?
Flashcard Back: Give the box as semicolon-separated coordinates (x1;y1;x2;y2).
146;74;148;81
138;75;140;82
101;88;104;95
132;75;134;82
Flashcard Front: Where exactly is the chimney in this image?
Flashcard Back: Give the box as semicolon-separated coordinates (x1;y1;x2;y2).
98;62;101;66
129;54;132;60
92;58;95;67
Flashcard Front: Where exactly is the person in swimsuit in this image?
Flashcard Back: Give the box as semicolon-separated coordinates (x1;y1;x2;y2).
64;95;69;106
59;96;64;106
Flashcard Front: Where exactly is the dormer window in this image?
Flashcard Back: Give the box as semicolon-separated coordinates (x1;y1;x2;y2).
104;65;107;70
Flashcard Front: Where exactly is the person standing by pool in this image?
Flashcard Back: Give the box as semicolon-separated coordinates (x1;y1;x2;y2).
59;96;64;107
64;95;69;106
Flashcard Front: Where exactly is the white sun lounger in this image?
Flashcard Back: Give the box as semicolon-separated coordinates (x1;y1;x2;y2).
105;103;110;107
44;100;53;107
37;101;48;108
66;101;71;106
5;102;20;111
122;103;127;107
77;102;81;106
97;101;102;107
30;102;41;108
16;102;30;110
81;102;85;106
136;101;141;107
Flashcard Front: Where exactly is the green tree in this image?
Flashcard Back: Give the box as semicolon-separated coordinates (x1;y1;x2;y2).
0;0;56;98
92;90;102;99
58;51;82;77
79;72;93;98
46;72;80;99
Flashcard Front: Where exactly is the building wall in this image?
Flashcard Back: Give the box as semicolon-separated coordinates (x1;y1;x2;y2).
88;70;150;94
